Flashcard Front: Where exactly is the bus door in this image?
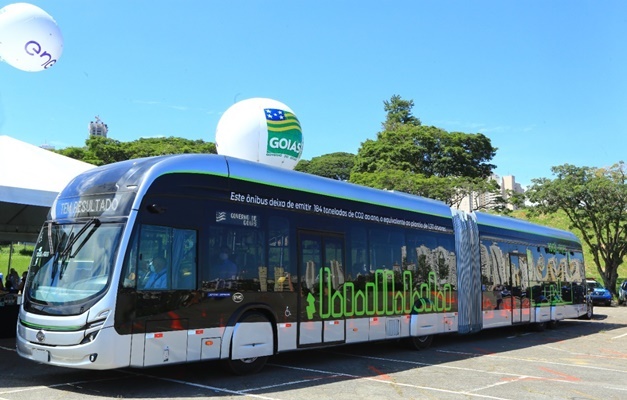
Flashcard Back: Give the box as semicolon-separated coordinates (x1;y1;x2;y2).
508;253;530;324
297;231;346;346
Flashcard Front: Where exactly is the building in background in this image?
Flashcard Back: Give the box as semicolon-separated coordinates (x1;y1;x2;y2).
88;116;108;138
501;175;524;210
458;174;525;212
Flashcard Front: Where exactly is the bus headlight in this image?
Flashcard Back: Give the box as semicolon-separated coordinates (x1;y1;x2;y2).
80;331;99;344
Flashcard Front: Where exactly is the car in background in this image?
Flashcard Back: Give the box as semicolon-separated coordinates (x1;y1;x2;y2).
587;279;612;306
618;280;627;305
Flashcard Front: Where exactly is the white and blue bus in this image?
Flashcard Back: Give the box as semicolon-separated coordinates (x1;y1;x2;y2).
16;154;591;374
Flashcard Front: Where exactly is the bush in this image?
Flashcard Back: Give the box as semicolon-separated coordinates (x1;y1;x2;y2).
19;248;33;256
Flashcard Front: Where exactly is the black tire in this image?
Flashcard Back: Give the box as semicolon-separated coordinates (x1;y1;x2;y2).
225;354;268;375
225;311;271;375
547;320;559;329
405;335;433;350
533;321;547;332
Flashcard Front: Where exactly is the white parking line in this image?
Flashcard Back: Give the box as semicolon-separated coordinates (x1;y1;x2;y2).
308;347;627;397
239;376;336;393
121;370;285;400
0;376;132;396
435;349;627;374
268;363;510;399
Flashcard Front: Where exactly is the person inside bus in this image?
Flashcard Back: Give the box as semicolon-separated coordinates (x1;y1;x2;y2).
215;246;238;280
144;256;168;289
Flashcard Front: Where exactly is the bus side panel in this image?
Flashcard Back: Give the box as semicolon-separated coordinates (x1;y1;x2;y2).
298;321;322;345
535;306;551;323
277;322;297;352
345;317;370;343
551;304;565;321
369;316;386;340
130;333;144;367
409;313;439;336
143;330;188;366
482;309;513;329
142;319;189;366
187;327;224;361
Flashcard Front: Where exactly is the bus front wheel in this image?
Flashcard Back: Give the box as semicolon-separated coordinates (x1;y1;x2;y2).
225;311;271;375
226;354;268;375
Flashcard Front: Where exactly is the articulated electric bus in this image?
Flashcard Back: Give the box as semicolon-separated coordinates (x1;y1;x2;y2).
16;154;591;374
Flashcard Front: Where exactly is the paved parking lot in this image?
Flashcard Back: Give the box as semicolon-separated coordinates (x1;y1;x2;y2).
1;306;626;399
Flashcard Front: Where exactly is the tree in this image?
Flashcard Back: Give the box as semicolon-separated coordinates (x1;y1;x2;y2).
382;94;421;130
56;146;87;162
55;136;216;165
84;136;127;165
527;162;627;297
352;125;496;179
295;152;355;180
351;96;499;206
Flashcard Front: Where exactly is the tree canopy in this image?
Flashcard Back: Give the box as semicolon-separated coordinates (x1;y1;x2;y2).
527;162;627;296
352;125;496;179
382;94;421;130
295;152;355;180
56;136;216;165
350;96;500;208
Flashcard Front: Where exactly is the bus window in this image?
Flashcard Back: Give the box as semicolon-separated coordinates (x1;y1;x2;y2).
206;217;266;292
136;225;171;290
172;229;197;290
349;227;368;280
369;227;404;272
268;216;292;292
122;225;197;291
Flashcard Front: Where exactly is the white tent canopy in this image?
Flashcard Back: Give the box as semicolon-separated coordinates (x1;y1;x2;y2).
0;135;95;242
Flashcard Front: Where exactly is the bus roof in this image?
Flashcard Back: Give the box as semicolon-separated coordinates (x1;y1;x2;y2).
144;154;453;219
54;154;454;221
475;211;581;246
53;154;581;248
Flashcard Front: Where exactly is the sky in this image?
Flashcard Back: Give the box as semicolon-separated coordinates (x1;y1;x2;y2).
0;0;626;188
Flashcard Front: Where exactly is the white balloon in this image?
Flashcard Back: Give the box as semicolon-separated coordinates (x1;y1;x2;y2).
0;3;63;72
216;98;304;170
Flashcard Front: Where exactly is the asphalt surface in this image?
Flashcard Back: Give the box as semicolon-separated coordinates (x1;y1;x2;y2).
1;306;626;400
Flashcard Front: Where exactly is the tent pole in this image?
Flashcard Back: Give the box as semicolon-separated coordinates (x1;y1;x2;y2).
8;241;13;277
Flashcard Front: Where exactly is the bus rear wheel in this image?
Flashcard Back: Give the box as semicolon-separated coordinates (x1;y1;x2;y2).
405;335;433;350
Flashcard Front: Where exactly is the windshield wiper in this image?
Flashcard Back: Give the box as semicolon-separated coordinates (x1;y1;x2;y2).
59;218;101;260
47;222;54;255
58;218;101;280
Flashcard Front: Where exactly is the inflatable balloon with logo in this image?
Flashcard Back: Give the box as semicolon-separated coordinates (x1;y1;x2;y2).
215;98;303;170
0;3;63;72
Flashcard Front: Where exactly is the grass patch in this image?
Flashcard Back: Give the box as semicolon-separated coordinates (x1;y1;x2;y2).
0;244;33;278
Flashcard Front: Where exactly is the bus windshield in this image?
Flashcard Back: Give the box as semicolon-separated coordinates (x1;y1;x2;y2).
26;220;124;307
